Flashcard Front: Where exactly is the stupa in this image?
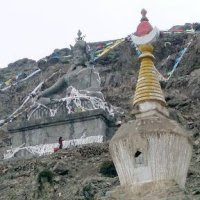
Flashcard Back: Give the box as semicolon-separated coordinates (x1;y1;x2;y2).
108;9;193;199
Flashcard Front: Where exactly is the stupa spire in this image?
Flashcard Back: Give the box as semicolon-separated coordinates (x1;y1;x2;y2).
133;44;166;106
132;9;166;113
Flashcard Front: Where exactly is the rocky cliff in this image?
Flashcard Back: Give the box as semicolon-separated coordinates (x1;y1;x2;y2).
0;32;200;199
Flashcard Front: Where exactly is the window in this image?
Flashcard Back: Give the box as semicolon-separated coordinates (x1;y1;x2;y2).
134;150;144;166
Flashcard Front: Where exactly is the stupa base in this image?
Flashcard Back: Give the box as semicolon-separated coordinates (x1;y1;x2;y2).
103;180;192;200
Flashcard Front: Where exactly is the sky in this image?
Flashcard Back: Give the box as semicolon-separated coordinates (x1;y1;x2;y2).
0;0;199;68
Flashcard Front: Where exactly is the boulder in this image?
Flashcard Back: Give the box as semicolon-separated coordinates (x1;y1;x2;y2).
53;161;69;175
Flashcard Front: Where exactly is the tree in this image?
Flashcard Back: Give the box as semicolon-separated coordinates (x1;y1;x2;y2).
193;23;200;31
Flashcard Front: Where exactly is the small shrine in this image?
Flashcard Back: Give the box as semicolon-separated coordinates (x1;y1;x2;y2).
108;9;193;199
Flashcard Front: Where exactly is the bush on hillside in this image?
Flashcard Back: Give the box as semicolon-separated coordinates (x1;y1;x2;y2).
37;169;53;185
99;161;117;178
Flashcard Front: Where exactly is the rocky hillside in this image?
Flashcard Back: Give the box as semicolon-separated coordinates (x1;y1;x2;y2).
0;32;200;199
0;143;199;200
0;143;120;200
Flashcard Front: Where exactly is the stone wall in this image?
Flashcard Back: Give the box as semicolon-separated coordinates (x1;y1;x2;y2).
8;109;115;148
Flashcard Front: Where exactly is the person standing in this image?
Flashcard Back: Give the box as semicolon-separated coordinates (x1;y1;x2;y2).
58;137;64;149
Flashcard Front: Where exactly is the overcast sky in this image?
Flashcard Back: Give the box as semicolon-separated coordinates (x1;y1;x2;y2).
0;0;199;68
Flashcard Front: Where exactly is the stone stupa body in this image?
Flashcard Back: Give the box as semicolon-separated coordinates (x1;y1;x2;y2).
108;9;193;199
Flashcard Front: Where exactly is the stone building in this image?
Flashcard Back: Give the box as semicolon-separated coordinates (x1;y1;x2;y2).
5;31;116;159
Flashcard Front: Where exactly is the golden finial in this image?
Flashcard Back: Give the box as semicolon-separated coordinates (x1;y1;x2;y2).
133;44;166;106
